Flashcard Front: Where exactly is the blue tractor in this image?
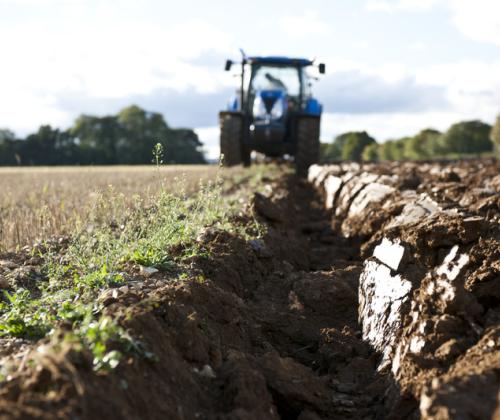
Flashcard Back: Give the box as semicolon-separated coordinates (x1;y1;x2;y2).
220;53;325;176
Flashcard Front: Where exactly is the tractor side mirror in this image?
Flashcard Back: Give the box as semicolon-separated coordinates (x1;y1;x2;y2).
225;60;233;71
318;63;326;74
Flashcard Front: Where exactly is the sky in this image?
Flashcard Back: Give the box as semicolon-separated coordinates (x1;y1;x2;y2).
1;0;500;158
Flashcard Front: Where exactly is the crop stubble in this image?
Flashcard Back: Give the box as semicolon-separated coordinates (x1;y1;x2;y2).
0;165;222;251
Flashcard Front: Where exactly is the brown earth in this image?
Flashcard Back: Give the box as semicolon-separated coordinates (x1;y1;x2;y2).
310;159;500;419
0;160;498;419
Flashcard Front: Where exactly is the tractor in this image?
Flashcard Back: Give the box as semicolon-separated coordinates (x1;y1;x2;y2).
219;52;325;176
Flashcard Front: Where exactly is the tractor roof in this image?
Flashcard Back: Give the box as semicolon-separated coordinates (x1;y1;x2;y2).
247;56;313;66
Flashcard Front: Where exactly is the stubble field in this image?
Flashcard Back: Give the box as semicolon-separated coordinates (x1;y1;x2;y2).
0;165;224;251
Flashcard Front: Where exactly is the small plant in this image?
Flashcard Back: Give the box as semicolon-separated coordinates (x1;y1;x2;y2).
0;290;52;339
80;316;126;371
152;142;164;167
76;265;124;289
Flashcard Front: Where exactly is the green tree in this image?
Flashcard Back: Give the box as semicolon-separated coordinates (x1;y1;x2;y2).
321;133;351;162
117;105;205;164
0;129;15;143
0;105;206;166
71;115;121;164
333;133;352;156
70;105;205;165
320;143;332;163
0;129;18;165
490;114;500;152
378;141;393;160
340;131;377;161
379;139;406;161
403;129;442;160
116;105;167;164
361;143;379;161
321;143;340;162
441;120;493;155
166;128;205;164
22;125;78;165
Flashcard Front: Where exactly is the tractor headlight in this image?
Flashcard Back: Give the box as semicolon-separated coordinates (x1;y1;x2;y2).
253;96;267;119
270;99;284;119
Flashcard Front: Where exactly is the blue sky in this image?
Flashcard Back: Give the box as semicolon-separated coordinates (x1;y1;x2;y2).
1;0;500;157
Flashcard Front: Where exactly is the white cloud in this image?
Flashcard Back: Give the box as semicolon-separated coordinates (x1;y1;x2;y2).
279;10;330;39
319;54;500;141
321;111;462;141
396;0;440;10
449;0;500;45
410;41;427;51
195;126;220;160
365;1;393;12
0;10;235;133
366;0;500;45
0;91;70;135
365;0;440;13
416;59;500;121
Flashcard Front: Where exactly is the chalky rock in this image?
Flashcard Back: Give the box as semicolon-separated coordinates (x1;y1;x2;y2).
347;183;395;218
391;245;476;377
372;238;407;271
324;175;343;209
139;266;159;277
335;173;380;218
307;164;324;184
341;162;361;173
358;238;415;369
387;194;441;228
312;165;344;189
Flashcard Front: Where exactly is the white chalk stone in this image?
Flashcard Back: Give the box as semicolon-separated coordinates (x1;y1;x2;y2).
387;194;441;228
313;165;342;188
336;172;379;216
373;238;406;271
307;164;323;184
342;162;360;172
409;336;426;354
348;183;395;218
139;266;159;277
359;260;413;368
324;175;343;209
436;245;469;282
417;194;441;214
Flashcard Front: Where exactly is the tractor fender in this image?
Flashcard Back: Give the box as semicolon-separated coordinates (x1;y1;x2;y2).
304;98;322;116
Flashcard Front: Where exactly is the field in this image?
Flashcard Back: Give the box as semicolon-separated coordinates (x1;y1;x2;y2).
0;161;498;419
0;165;223;251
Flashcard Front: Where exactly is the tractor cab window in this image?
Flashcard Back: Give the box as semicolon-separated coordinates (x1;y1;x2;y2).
250;65;301;98
302;69;314;98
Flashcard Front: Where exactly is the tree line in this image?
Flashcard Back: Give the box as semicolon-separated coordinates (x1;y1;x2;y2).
321;117;500;162
0;105;206;165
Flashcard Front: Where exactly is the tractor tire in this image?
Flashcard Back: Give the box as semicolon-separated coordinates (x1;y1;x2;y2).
295;116;320;177
219;113;243;167
241;144;251;167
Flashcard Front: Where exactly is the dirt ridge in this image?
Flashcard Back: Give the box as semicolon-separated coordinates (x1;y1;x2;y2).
309;160;500;419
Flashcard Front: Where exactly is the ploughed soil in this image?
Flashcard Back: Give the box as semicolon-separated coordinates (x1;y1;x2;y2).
0;160;498;419
0;171;391;420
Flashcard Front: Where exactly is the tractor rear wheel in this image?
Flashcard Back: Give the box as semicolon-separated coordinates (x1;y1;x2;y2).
241;144;251;167
295;116;320;177
219;113;243;167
